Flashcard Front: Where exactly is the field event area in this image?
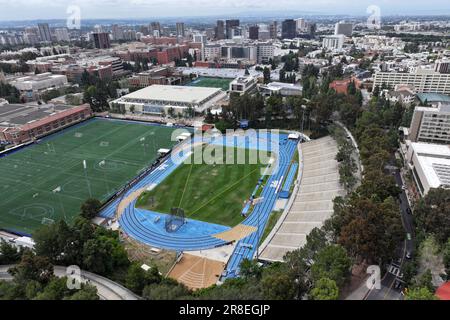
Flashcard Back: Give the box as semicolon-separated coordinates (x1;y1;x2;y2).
0;119;179;234
136;147;268;227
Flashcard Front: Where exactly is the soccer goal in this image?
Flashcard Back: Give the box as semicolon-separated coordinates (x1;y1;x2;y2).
165;208;186;233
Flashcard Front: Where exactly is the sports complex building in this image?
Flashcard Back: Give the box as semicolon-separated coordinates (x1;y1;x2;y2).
0;103;92;144
109;85;227;116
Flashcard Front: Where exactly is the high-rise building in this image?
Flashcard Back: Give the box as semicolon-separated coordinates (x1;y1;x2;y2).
269;21;278;39
150;22;161;37
334;22;353;37
225;19;239;39
38;23;52;42
281;19;296;39
111;24;124;41
296;18;306;32
215;20;225;40
249;25;259;40
409;103;450;145
92;32;111;49
176;22;185;38
55;28;70;42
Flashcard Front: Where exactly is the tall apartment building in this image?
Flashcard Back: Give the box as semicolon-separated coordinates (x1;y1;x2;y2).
249;25;259;40
54;28;70;42
409;103;450;144
296;18;306;32
150;22;161;37
269;21;278;39
281;19;296;39
111;24;124;41
335;22;353;37
225;20;240;39
93;32;111;49
203;44;221;61
215;20;225;40
176;22;185;38
257;43;275;64
373;69;450;95
38;23;52;42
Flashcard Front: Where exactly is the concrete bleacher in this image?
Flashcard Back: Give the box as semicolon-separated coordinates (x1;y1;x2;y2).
259;136;345;262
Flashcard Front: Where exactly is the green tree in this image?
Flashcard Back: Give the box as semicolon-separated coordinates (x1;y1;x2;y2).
80;198;102;220
0;240;21;264
311;245;351;287
405;287;438;300
309;277;339;300
414;188;450;244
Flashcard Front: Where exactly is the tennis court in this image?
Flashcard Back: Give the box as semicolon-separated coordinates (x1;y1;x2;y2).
0;118;179;234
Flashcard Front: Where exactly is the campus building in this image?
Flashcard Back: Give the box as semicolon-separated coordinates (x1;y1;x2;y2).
373;69;450;95
0;104;92;144
109;85;227;115
408;103;450;144
229;74;257;95
404;142;450;196
258;82;303;97
9;73;68;100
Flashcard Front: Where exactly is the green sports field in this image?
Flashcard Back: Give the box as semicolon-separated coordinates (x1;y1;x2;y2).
188;77;233;91
0;119;178;234
136;148;266;227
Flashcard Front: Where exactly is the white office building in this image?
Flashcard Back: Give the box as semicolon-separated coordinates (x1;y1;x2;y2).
322;35;345;50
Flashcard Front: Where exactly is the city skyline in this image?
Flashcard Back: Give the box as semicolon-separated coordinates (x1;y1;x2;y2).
0;0;450;21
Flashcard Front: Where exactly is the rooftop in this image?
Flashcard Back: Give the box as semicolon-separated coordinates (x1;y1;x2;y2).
120;85;223;104
0;103;75;128
417;93;450;104
411;142;450;189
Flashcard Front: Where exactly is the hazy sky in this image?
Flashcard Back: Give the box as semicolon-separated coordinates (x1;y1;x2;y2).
0;0;449;21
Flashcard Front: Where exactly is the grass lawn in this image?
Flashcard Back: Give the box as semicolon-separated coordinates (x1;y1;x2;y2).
259;210;283;245
136;148;266;227
0;119;179;234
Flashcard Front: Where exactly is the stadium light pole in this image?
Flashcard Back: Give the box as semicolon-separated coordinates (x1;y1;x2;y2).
99;160;109;195
140;137;147;159
52;186;66;220
83;160;93;198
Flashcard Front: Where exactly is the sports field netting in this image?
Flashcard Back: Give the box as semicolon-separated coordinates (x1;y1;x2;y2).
188;77;232;91
137;147;267;227
0;119;179;234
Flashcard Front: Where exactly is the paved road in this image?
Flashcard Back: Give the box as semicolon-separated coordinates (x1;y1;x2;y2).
365;168;415;300
0;265;140;300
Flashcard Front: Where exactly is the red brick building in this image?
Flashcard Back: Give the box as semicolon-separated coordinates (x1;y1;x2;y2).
329;77;362;95
0;104;92;145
